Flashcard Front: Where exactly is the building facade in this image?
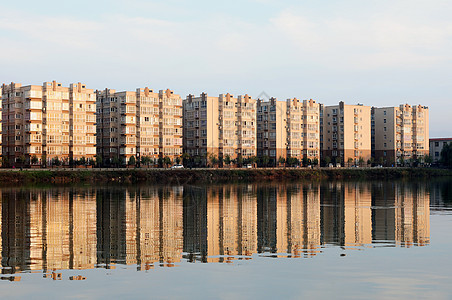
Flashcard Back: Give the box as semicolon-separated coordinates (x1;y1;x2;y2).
257;98;320;165
322;101;371;166
286;98;320;162
429;138;452;163
96;87;182;166
183;93;256;165
1;81;96;167
372;104;429;165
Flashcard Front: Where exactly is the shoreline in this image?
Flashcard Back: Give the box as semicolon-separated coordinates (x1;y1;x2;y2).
0;167;450;185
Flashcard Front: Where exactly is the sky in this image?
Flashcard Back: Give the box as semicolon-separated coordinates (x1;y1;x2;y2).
0;0;451;137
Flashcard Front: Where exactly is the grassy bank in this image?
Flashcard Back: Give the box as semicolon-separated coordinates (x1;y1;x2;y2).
0;167;451;185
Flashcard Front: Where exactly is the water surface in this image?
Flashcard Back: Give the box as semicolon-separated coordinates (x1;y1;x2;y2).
0;180;451;299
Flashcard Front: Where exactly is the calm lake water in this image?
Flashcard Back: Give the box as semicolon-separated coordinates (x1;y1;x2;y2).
1;179;452;299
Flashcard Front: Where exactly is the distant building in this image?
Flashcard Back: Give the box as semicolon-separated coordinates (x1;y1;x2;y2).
322;101;371;166
372;104;429;165
96;87;182;166
257;98;320;165
1;81;96;167
429;138;452;163
183;93;256;165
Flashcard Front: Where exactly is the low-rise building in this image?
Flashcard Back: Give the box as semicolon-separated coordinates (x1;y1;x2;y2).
429;138;452;163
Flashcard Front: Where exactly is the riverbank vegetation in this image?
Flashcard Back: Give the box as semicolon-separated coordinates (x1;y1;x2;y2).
0;167;451;185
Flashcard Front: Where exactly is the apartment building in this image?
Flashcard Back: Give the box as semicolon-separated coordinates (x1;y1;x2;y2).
430;138;452;163
322;101;371;165
257;98;320;165
372;104;429;165
1;81;96;167
183;93;256;164
96;87;182;165
286;98;320;162
256;98;287;163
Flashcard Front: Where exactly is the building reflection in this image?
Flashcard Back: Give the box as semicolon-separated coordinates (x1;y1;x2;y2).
0;181;431;277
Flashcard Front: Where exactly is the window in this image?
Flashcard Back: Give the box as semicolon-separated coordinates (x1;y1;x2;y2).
435;152;439;157
384;111;386;115
435;142;439;147
384;127;387;132
384;119;386;123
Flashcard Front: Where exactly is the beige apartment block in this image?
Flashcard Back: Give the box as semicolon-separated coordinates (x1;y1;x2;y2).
96;87;182;166
430;138;452;163
257;98;287;163
257;98;320;165
1;81;96;167
286;98;320;162
69;83;97;161
183;93;256;165
322;101;371;166
372;104;429;165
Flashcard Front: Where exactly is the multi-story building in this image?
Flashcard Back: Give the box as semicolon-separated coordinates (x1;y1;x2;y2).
183;93;256;165
257;98;320;165
69;83;97;162
372;104;429;165
96;87;182;166
1;81;96;167
257;98;287;164
322;101;371;166
429;138;451;163
286;98;320;162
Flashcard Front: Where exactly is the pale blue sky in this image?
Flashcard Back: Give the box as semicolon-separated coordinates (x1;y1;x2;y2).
1;0;451;136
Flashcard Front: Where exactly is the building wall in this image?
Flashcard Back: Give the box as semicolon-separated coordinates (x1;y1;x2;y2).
184;93;256;164
322;102;371;165
257;98;287;162
286;98;320;162
96;87;182;165
372;104;429;165
429;138;452;162
1;81;95;167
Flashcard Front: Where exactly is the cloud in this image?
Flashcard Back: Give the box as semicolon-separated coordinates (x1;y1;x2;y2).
270;7;452;69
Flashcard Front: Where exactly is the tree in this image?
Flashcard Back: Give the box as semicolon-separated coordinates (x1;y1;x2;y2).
52;156;61;167
236;156;243;167
278;156;286;167
399;157;405;167
323;156;331;167
262;156;270;168
424;155;433;166
96;154;103;167
440;142;452;168
287;157;299;167
347;157;354;167
112;156;120;168
208;153;218;168
128;156;136;167
224;155;231;167
302;156;308;167
182;153;190;167
358;157;364;167
175;156;181;164
164;156;171;168
312;158;319;167
79;157;86;166
31;155;39;165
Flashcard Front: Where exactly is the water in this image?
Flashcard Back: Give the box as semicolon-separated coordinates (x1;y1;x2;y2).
0;180;451;299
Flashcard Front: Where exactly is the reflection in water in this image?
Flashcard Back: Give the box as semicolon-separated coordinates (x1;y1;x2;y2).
0;182;432;277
